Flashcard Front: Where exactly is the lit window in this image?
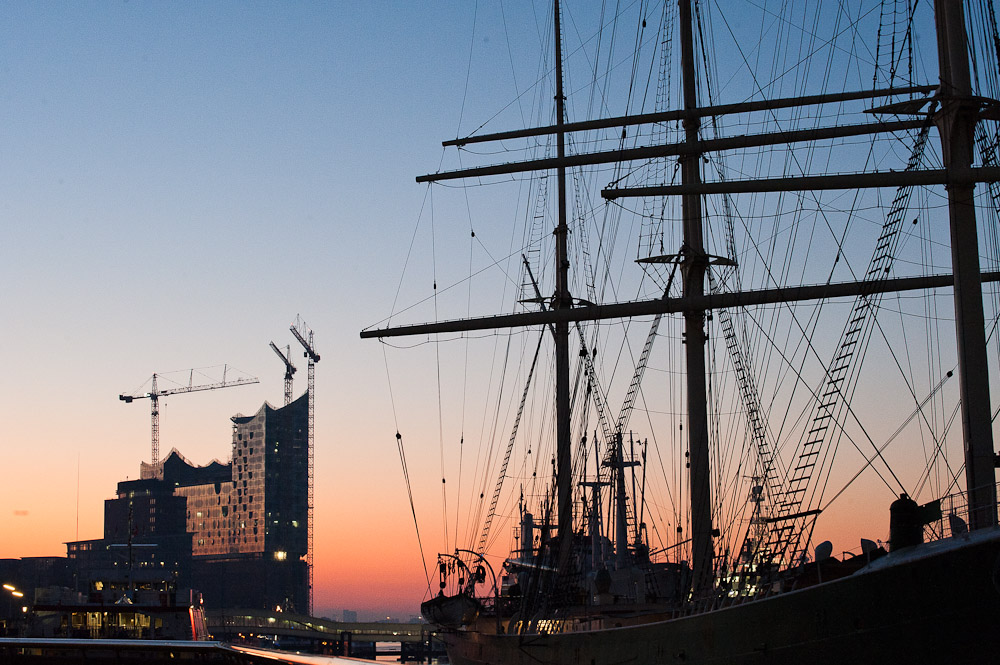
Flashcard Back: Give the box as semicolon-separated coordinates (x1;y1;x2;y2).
274;551;287;561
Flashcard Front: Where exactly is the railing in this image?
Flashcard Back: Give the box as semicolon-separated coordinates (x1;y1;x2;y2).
923;481;1000;542
205;610;429;643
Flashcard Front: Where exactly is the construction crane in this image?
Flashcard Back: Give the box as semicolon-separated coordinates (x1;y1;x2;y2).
119;365;259;467
269;342;297;406
289;316;318;615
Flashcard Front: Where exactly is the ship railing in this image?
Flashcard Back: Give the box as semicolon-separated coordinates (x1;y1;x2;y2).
922;480;1000;542
698;482;1000;613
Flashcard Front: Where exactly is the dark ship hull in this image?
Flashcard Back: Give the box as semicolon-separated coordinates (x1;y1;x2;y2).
439;527;1000;665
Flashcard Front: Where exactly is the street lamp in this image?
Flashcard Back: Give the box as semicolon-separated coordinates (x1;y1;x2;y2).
4;584;24;637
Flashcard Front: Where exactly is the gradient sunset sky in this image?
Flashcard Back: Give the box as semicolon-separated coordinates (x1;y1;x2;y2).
0;0;968;623
0;1;528;620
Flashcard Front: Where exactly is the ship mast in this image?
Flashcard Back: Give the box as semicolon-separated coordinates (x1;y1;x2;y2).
677;0;714;593
552;0;575;561
365;0;1000;579
934;0;998;529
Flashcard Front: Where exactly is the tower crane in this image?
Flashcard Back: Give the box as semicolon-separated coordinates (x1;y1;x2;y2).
289;316;318;615
269;342;297;406
119;365;259;467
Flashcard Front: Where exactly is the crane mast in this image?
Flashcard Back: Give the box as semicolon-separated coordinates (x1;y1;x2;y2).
269;342;297;406
290;316;319;615
120;365;259;466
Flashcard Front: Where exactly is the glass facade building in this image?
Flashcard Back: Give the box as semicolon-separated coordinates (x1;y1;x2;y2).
65;392;310;613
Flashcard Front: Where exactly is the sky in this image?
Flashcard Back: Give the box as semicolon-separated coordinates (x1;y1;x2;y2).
0;0;989;624
0;0;636;623
0;1;516;620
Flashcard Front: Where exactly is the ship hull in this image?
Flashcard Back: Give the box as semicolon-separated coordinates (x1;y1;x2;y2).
438;528;1000;664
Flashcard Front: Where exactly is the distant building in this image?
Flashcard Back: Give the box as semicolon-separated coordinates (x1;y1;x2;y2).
67;473;192;607
104;478;188;542
343;609;358;623
188;393;310;612
66;392;310;613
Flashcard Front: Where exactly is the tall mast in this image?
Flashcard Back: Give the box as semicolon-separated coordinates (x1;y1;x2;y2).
553;0;574;561
363;0;1000;580
934;0;998;529
678;0;714;592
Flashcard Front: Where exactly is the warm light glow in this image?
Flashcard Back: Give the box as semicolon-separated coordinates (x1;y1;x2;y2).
274;551;287;561
11;591;24;598
2;584;14;591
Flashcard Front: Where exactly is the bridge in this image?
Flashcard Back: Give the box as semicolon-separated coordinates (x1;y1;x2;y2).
205;609;443;659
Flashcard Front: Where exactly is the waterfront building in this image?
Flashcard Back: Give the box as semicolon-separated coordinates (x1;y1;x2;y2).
188;392;310;612
65;392;310;613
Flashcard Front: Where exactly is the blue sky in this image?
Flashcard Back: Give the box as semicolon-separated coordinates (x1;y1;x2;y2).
0;0;628;620
0;1;503;618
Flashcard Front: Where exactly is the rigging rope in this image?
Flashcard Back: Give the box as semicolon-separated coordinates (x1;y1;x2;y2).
382;342;431;592
477;333;545;554
766;120;932;565
429;180;451;553
395;431;433;594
